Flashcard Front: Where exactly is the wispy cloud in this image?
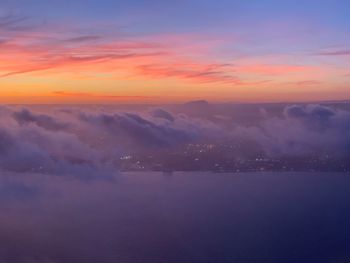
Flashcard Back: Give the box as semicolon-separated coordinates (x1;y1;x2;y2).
52;91;153;100
236;64;313;75
137;63;241;84
315;49;350;56
296;80;323;87
64;35;101;43
0;14;27;31
0;11;346;102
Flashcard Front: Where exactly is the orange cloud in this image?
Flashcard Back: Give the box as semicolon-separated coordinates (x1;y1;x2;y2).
52;91;152;100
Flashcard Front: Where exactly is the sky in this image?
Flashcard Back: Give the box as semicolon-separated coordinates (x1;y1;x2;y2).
0;0;350;103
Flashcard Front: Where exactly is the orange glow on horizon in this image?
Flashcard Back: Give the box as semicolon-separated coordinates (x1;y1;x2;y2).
0;25;349;104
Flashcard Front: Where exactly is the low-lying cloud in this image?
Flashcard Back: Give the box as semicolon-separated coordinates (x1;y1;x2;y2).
1;103;350;176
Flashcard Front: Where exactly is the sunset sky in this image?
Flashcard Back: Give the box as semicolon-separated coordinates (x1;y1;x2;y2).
0;0;349;103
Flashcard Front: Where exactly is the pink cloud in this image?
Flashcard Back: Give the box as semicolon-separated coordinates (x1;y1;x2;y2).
137;63;241;84
236;64;314;75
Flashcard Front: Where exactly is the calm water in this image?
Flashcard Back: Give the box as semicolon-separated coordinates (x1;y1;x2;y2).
0;171;350;263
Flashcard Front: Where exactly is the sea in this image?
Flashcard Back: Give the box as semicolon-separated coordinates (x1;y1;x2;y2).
0;171;349;263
